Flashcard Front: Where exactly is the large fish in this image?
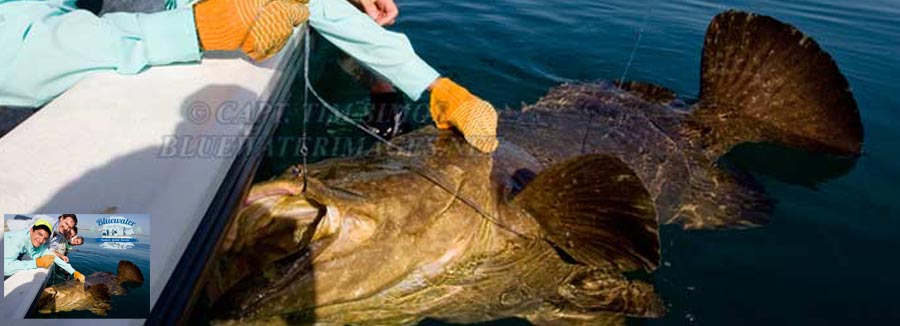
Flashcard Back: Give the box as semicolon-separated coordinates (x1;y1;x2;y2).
501;10;863;230
209;135;662;326
201;10;861;326
37;260;144;316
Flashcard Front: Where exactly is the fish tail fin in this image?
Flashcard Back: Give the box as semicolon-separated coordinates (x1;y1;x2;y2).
689;10;862;159
513;154;659;271
117;260;144;285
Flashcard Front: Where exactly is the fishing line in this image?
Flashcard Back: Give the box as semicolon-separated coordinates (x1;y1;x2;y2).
298;27;531;240
618;1;657;85
403;162;531;240
300;25;311;192
301;30;413;157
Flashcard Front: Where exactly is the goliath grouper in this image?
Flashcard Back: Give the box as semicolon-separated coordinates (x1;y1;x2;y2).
204;10;862;325
37;260;144;316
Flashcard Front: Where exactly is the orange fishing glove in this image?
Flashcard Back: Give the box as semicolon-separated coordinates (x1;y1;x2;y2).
430;78;499;153
194;0;310;61
73;271;85;282
36;255;55;268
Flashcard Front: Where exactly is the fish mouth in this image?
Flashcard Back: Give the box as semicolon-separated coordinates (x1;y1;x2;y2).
209;185;330;306
226;186;327;256
242;179;304;208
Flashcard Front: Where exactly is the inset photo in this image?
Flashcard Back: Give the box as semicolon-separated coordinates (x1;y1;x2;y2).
3;214;150;319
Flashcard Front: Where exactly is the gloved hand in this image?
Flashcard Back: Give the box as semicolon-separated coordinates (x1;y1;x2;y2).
429;78;499;153
73;271;85;283
194;0;310;61
36;255;55;268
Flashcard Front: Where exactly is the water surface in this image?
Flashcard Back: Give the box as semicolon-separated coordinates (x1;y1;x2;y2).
261;0;900;324
31;235;150;319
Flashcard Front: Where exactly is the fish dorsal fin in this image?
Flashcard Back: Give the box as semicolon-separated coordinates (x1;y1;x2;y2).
615;81;677;105
513;154;659;271
87;283;111;302
692;10;862;158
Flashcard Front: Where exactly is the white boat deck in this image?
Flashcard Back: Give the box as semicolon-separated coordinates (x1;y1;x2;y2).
3;265;51;321
1;24;307;323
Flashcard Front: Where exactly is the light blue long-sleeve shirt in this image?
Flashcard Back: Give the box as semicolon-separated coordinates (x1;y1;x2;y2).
4;228;76;276
0;0;439;107
308;0;440;100
27;217;78;274
0;0;200;107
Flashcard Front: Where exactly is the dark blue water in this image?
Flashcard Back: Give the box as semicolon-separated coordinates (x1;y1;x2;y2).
32;234;150;319
260;0;900;324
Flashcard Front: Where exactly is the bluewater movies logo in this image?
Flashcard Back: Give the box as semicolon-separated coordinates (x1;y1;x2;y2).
97;215;141;249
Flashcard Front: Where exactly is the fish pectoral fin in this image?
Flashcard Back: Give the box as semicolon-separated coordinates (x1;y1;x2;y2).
88;283;112;302
90;306;109;316
559;269;666;318
512;154;659;272
526;307;627;326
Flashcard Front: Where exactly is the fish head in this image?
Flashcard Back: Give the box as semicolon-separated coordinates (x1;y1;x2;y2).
207;127;504;319
227;127;499;257
38;278;102;315
36;287;58;314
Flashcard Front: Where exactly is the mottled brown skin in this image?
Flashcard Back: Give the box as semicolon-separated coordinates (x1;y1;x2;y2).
503;82;695;225
38;274;113;315
208;127;663;326
501;81;771;229
37;260;144;316
503;10;863;230
206;9;864;325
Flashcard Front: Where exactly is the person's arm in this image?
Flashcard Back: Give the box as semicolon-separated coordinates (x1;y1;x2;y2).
51;250;70;262
0;0;309;108
0;0;76;6
53;255;76;274
3;232;37;276
34;242;81;279
308;0;439;101
307;0;497;152
0;1;201;107
3;254;37;276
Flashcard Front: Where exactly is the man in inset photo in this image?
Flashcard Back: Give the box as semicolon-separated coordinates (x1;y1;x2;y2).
4;216;87;282
3;220;55;278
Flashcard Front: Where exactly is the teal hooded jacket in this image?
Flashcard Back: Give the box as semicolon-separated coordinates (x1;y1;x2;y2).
0;0;200;107
4;228;76;276
0;0;438;108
